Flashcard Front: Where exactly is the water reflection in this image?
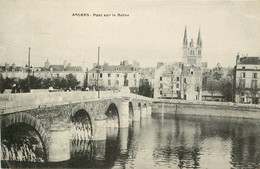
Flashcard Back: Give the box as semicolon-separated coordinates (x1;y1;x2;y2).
2;114;260;168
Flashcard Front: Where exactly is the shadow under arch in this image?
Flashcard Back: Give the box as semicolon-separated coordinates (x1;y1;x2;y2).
1;113;47;162
71;109;93;140
106;103;119;128
129;102;134;125
138;102;142;115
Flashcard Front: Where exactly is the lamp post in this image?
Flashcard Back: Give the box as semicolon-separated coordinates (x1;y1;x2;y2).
25;47;32;92
96;47;100;98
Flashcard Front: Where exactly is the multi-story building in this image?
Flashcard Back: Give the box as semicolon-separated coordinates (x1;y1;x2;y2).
0;60;85;86
86;60;150;92
33;60;85;86
234;54;260;104
153;62;202;100
0;63;27;79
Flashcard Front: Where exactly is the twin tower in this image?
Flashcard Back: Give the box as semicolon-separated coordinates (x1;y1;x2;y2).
182;26;203;67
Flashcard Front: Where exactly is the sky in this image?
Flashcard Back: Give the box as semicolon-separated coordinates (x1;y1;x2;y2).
0;0;260;70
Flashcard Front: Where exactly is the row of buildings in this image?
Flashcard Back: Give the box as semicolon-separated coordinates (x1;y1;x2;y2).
1;27;259;104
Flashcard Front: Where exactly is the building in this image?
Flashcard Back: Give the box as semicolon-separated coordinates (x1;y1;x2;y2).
0;63;27;79
0;60;85;86
154;63;182;99
153;62;202;100
234;54;260;104
153;27;205;101
33;60;85;86
86;60;149;92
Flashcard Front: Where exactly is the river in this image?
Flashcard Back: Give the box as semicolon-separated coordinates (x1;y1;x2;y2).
2;114;260;168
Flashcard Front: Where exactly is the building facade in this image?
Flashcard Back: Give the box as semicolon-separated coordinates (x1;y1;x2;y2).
0;63;27;79
0;60;85;86
87;60;148;92
33;60;85;86
153;62;202;100
235;54;260;104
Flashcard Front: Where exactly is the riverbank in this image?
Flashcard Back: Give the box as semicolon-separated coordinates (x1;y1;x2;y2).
152;99;260;120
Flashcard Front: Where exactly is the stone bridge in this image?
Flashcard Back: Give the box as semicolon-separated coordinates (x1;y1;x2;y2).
0;90;152;162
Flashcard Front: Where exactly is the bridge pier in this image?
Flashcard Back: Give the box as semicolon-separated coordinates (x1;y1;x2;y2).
133;108;141;121
119;100;129;128
119;128;129;153
140;106;147;118
146;105;152;116
93;117;107;140
48;123;71;162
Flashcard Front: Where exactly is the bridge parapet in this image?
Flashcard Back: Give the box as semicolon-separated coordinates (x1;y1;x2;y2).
0;91;121;114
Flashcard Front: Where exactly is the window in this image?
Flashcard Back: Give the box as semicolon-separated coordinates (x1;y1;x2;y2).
92;73;95;78
253;73;257;78
100;73;102;78
239;79;246;88
108;80;111;86
57;74;59;77
191;71;193;75
177;77;179;81
176;83;179;88
116;80;119;85
160;83;163;89
160;77;162;81
184;78;186;83
116;67;119;71
160;91;163;95
116;74;119;77
198;50;201;55
241;72;246;78
242;66;245;69
133;74;136;78
108;73;111;77
251;80;257;89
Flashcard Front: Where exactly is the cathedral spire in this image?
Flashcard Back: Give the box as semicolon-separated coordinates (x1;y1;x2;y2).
183;26;188;47
197;28;202;48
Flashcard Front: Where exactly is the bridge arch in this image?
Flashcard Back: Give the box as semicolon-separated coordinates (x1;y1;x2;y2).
70;103;94;140
1;112;47;162
106;103;119;128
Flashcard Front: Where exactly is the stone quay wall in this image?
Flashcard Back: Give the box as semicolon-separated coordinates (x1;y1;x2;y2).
152;99;260;119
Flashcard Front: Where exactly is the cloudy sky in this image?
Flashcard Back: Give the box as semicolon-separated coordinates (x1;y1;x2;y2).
0;0;260;70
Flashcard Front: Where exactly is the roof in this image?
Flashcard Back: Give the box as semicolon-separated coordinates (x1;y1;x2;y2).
89;64;139;72
238;57;260;65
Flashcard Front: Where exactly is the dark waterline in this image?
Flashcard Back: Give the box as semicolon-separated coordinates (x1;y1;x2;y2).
2;114;260;168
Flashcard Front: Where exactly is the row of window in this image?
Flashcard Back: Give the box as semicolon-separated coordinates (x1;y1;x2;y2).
107;80;119;85
238;79;258;89
92;73;136;78
240;72;258;78
188;50;201;56
160;76;180;81
160;83;180;89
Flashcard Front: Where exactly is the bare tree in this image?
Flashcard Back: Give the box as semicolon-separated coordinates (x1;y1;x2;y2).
162;64;179;98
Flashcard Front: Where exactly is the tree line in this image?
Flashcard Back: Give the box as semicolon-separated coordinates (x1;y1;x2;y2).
0;73;80;93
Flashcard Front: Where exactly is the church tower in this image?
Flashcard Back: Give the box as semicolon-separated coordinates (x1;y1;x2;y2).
182;27;202;67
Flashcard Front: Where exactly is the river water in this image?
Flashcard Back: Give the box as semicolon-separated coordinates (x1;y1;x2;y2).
2;114;260;168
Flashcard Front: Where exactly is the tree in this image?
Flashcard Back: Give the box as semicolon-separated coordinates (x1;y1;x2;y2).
206;78;221;100
139;79;152;97
0;73;5;93
162;64;179;98
66;73;80;90
220;76;233;102
181;68;191;100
